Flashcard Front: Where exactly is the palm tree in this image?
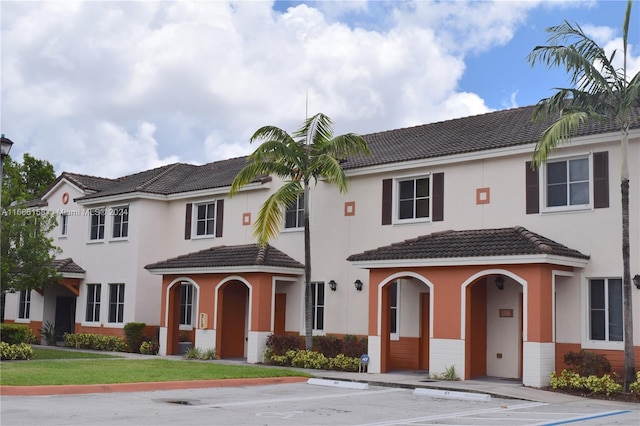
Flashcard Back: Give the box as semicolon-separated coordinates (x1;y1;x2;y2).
527;0;639;391
229;113;370;350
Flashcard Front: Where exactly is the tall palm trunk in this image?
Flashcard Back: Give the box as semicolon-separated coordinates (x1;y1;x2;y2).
303;179;313;350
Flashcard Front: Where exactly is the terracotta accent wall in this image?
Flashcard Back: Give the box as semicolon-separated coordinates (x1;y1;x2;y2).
248;273;273;332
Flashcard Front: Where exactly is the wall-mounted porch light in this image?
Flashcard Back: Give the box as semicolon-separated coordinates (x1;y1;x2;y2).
328;280;337;292
354;279;363;291
633;274;640;290
495;276;505;291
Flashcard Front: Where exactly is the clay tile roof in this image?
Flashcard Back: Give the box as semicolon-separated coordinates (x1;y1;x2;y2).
341;104;640;169
346;226;589;262
50;258;85;274
145;244;304;271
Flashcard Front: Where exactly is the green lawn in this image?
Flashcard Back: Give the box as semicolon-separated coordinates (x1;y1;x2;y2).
31;347;123;360
1;351;309;386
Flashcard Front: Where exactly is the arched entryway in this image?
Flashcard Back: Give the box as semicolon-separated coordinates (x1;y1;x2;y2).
464;271;524;381
216;280;249;359
378;273;432;373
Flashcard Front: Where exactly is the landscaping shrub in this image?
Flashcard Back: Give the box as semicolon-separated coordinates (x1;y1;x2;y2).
183;347;217;360
39;321;58;346
124;322;146;353
550;369;622;396
313;335;342;358
563;350;611;377
341;334;368;358
265;334;303;355
0;323;32;345
629;372;640;396
63;333;126;352
139;340;159;355
0;342;34;360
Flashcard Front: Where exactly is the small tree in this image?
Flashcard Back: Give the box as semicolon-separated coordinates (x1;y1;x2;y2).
230;113;370;350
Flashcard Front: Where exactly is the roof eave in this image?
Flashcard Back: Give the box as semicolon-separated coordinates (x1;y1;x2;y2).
349;254;589;269
146;265;305;276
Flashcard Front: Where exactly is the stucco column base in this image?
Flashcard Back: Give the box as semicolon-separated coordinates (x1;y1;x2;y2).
247;331;271;364
430;338;466;380
367;336;381;373
195;329;216;352
522;342;555;387
158;327;168;356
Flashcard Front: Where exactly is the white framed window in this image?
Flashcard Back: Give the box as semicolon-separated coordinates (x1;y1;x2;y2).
111;206;129;239
18;290;31;319
108;283;125;323
85;283;101;322
60;213;68;237
180;283;194;326
395;175;431;222
89;208;106;240
389;281;399;340
194;201;216;237
589;278;622;342
285;194;304;229
543;155;591;211
310;281;324;331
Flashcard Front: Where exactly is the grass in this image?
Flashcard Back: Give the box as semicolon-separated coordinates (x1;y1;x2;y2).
31;347;123;360
0;349;310;386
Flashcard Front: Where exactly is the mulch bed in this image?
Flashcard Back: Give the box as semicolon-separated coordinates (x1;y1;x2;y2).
544;387;639;403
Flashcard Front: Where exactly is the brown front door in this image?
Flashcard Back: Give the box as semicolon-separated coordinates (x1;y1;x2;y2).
219;281;248;358
468;279;487;378
419;292;430;370
274;293;286;335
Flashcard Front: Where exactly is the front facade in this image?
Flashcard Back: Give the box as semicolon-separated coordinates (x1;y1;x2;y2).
4;105;639;387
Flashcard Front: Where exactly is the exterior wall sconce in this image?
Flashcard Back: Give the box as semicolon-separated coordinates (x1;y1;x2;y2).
328;280;337;292
633;274;640;290
495;276;505;291
354;279;363;291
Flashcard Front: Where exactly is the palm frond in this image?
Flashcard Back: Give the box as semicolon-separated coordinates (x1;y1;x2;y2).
253;181;302;246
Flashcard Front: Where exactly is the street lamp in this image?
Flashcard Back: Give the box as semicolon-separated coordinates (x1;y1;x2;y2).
1;134;15;206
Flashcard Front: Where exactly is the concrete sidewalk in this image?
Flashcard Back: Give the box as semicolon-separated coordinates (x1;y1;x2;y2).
0;346;592;404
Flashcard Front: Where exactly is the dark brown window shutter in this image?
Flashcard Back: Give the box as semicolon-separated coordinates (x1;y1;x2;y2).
593;151;609;209
215;199;224;237
432;172;444;222
525;161;539;214
382;179;392;225
185;203;192;240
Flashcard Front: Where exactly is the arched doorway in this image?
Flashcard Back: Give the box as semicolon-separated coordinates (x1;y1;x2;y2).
379;274;431;372
465;273;523;380
217;280;249;358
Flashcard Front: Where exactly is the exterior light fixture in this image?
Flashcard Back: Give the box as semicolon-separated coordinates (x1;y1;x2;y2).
495;276;505;291
354;279;363;292
328;280;337;292
633;274;640;290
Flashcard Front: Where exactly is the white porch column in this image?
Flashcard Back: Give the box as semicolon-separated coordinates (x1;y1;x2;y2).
195;329;216;352
247;331;271;364
430;338;466;380
523;342;555;387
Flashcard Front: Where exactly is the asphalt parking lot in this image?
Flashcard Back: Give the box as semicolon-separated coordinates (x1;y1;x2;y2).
2;381;639;426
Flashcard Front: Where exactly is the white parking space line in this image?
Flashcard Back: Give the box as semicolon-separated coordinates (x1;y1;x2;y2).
194;387;404;408
355;402;548;426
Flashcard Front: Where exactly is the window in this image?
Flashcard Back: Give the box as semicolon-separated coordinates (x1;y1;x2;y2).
389;281;398;335
589;278;622;342
195;202;216;236
398;176;430;220
285;194;304;229
90;209;105;240
526;152;609;214
310;281;324;331
112;206;129;238
180;283;194;326
546;157;589;208
60;213;68;236
18;290;31;319
108;283;125;323
86;284;101;322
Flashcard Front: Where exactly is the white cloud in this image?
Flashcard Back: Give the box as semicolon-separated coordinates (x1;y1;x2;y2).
2;0;620;179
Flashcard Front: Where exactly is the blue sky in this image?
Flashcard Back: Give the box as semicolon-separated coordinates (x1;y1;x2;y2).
1;1;638;178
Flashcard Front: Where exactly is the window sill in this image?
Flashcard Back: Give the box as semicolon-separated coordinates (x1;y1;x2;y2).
86;240;105;245
581;340;624;351
109;238;129;243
